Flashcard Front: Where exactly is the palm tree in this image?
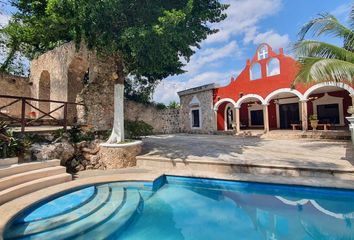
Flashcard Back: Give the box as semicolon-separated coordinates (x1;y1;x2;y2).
294;5;354;84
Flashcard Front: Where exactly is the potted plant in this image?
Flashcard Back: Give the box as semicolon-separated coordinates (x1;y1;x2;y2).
309;115;319;130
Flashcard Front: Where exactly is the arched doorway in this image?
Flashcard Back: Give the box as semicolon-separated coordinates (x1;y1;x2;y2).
38;71;51;117
224;103;234;130
265;89;305;129
304;83;354;128
67;56;89;123
236;94;267;130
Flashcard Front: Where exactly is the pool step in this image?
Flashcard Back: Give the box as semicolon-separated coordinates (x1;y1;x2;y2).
76;189;143;240
0;173;72;206
22;187;126;240
6;185;111;238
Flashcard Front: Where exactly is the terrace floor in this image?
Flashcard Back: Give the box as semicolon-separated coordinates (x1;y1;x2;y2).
139;134;354;171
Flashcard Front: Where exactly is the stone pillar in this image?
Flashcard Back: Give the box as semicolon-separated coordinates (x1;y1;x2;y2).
263;104;269;133
107;84;124;143
351;95;354;107
347;116;354;148
301;100;308;131
213;109;218;132
235;107;241;133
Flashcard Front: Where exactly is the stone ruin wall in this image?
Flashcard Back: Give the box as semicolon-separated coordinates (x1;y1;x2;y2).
124;100;180;134
0;73;31;118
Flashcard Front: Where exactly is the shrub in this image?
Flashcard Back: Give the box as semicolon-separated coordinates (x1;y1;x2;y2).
168;101;180;109
155;103;167;110
125;120;153;139
0;122;30;158
68;125;95;143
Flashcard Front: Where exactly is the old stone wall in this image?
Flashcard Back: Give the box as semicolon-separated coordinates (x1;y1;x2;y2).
30;42;90;121
124;100;180;134
179;89;216;134
0;73;31;117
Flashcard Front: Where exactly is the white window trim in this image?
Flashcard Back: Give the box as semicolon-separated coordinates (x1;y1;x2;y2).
224;103;234;131
248;103;264;127
275;97;302;129
312;93;344;126
190;107;202;130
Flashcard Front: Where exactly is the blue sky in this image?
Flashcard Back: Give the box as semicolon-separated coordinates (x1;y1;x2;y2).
0;0;352;104
153;0;352;104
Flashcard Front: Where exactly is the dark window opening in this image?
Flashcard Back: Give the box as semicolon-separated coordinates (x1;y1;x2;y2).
250;110;264;126
317;104;340;124
192;109;200;128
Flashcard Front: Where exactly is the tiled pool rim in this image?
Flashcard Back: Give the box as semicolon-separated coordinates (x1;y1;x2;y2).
1;170;354;240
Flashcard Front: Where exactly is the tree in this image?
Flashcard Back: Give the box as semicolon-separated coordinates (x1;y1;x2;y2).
293;5;354;84
1;0;228;143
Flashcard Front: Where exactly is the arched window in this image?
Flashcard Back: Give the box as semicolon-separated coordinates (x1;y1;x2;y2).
267;58;280;76
258;44;268;60
250;63;262;80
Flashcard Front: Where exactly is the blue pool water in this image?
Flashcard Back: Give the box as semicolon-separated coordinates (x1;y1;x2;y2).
4;176;354;239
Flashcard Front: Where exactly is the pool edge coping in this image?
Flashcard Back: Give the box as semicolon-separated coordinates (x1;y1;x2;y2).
1;170;354;239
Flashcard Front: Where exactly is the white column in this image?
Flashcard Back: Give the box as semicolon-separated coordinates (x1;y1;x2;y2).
107;84;124;143
301;100;308;131
235;107;240;133
263;104;269;133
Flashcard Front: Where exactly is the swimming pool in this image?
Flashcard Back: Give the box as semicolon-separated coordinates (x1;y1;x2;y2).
4;176;354;239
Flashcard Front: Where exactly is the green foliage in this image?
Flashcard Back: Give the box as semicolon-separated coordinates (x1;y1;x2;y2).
0;122;30;158
294;7;354;84
68;125;95;143
124;75;158;104
53;128;66;140
155;102;167;110
125;120;153;140
1;0;228;86
168;101;180;109
309;115;318;121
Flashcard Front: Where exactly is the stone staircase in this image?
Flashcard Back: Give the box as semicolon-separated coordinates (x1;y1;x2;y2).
0;160;72;205
5;184;148;239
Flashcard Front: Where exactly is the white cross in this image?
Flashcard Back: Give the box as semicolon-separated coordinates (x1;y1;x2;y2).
259;49;268;60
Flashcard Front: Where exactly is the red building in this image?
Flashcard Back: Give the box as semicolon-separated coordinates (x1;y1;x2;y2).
213;43;354;132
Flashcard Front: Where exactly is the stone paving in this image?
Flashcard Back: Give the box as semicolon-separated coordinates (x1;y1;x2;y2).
140;134;354;170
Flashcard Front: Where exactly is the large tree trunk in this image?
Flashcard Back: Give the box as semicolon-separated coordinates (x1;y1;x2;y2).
106;83;125;143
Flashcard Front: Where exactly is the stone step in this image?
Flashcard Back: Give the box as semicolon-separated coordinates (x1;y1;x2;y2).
0;160;61;178
0;157;18;167
77;189;142;240
0;173;72;205
137;156;354;180
25;187;125;240
0;166;66;191
6;185;111;238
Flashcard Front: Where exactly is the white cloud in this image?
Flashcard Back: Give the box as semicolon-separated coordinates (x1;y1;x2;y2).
205;0;283;44
247;30;290;49
331;3;351;18
184;41;240;74
153;71;235;104
0;13;10;27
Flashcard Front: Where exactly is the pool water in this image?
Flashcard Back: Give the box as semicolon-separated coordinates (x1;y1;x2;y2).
4;176;354;240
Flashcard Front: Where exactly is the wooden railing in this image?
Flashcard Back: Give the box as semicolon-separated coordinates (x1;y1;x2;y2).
0;95;84;134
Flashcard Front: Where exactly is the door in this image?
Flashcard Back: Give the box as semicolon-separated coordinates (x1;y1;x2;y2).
279;103;300;129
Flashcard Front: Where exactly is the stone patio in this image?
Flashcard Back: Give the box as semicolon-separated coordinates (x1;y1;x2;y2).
138;134;354;171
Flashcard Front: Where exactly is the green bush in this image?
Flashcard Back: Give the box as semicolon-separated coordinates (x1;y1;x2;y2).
0;122;30;158
168;101;180;109
155;103;167;110
68;125;95;143
125;120;153;139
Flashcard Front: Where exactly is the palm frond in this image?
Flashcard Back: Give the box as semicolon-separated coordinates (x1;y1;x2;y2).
295;57;354;84
294;40;354;63
298;13;354;52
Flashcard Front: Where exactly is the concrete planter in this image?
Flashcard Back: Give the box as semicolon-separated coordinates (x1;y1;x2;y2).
310;120;319;130
99;141;143;169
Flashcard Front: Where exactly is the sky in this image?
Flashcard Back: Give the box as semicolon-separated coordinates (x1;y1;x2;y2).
153;0;352;104
0;0;352;104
